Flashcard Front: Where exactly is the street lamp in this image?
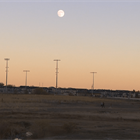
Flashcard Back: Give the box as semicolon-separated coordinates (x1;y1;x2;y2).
90;72;97;96
54;59;60;94
23;70;30;90
4;58;10;93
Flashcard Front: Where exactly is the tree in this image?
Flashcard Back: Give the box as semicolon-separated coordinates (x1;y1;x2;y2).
7;85;15;88
0;83;4;87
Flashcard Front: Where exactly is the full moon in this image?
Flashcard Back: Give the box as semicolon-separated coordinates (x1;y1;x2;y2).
57;10;65;17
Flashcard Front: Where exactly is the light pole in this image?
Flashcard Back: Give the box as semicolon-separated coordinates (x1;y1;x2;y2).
23;70;30;90
54;59;60;94
4;58;10;93
90;72;97;96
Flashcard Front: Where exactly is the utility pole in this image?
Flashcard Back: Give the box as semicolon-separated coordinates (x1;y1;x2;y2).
90;72;97;96
4;58;10;93
23;70;30;90
54;59;60;94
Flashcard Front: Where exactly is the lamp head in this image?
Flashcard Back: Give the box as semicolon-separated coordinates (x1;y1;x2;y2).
4;58;10;61
54;59;61;61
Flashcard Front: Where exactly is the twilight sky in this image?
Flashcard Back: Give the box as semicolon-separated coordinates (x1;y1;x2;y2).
0;0;140;90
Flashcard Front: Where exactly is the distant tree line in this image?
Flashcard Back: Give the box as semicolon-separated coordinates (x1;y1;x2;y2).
0;82;15;88
0;83;4;87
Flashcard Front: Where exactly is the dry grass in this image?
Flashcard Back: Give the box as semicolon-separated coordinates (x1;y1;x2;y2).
0;93;128;104
0;94;140;139
0;120;28;139
0;119;78;139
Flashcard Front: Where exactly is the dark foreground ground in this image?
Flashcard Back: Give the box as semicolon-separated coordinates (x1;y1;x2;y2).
0;94;140;139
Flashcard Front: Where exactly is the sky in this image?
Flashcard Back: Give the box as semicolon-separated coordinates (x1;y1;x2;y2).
0;0;140;90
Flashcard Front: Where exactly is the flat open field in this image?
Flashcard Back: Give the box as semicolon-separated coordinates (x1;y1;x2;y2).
0;94;140;139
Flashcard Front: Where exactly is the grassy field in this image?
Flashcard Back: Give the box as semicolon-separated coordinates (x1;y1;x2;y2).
0;94;140;139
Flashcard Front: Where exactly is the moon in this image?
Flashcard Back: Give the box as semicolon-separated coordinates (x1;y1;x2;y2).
57;10;65;17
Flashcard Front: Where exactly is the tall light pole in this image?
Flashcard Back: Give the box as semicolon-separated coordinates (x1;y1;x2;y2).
4;58;10;93
23;70;30;90
90;72;97;95
54;59;60;94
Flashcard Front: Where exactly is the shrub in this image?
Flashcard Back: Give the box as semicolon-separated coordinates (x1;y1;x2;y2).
32;88;48;95
0;121;25;139
0;83;4;87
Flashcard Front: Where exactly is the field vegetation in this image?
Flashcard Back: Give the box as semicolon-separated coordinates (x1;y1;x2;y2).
0;93;140;139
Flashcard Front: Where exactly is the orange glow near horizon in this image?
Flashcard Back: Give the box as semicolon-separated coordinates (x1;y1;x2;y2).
0;2;140;91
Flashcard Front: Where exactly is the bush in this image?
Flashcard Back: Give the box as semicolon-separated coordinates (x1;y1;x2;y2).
0;83;4;87
32;88;48;95
0;121;25;139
